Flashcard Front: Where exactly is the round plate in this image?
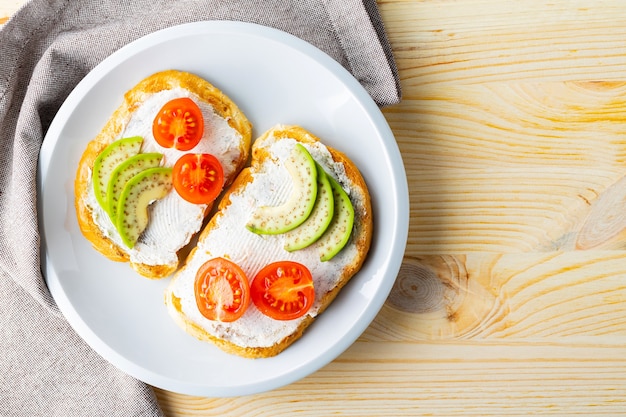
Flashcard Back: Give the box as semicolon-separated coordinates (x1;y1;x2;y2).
38;21;408;397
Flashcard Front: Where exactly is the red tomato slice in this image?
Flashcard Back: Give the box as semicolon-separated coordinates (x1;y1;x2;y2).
194;258;250;322
152;97;204;151
250;261;315;321
172;153;224;204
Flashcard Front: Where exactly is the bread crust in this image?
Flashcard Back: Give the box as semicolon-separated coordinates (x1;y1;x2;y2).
165;125;373;358
74;70;252;278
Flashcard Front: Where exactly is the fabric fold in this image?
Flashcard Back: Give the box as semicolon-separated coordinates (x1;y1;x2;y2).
323;0;401;106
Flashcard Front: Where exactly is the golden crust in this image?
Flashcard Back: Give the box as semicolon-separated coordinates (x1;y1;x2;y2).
165;124;373;358
74;70;252;279
166;292;315;359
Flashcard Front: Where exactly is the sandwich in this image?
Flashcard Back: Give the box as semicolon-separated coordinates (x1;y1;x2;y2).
165;124;373;358
74;70;252;278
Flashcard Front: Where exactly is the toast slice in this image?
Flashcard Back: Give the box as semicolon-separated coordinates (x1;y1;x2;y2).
165;125;373;358
74;70;252;279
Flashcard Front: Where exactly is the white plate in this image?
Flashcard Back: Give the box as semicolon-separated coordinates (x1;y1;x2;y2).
38;21;409;397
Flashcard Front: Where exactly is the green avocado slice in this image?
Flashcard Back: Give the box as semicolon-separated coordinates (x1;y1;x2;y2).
92;136;143;211
106;152;163;222
116;167;173;248
317;175;355;262
246;143;318;235
283;162;334;252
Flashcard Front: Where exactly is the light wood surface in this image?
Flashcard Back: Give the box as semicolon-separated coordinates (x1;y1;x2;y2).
5;1;626;415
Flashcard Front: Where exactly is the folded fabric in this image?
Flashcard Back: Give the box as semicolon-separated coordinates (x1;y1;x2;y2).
0;0;400;415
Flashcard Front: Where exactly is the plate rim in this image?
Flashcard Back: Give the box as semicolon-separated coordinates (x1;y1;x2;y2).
38;20;409;397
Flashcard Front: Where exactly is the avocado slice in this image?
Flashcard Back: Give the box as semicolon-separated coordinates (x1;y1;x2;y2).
246;143;318;235
92;136;143;210
283;162;334;252
116;167;173;248
317;176;355;262
106;152;163;221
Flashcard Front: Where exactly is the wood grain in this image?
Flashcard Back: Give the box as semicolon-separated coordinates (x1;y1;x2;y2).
396;82;626;254
383;0;626;86
5;0;626;415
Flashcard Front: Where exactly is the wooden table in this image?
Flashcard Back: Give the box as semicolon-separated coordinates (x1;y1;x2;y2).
5;1;626;415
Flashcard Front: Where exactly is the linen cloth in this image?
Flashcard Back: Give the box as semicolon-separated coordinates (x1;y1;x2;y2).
0;0;400;415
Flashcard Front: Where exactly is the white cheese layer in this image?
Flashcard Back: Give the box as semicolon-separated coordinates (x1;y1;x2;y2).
170;136;362;349
85;88;244;267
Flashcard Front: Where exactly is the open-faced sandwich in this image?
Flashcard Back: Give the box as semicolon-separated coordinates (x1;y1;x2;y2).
165;125;373;358
74;70;252;279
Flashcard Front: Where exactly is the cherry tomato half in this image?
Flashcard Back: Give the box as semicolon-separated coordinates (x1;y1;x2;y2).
250;261;315;321
172;153;224;204
152;97;204;151
194;258;251;322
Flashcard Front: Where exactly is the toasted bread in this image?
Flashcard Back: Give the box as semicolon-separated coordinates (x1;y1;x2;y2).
165;125;373;358
74;70;252;279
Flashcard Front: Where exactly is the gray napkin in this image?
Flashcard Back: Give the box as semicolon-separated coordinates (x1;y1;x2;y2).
0;0;400;415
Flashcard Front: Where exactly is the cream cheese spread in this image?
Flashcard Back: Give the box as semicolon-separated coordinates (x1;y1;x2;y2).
170;135;362;348
85;88;244;267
